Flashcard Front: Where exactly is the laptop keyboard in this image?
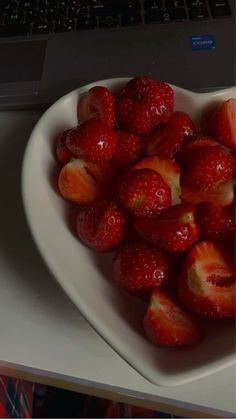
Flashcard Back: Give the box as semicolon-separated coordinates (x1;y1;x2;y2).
0;0;233;37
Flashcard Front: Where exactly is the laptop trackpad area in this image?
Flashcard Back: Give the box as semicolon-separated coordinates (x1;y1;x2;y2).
0;41;46;97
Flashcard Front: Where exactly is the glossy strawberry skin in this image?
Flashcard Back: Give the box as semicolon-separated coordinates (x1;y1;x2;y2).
143;111;196;158
134;203;199;253
116;76;174;135
177;241;235;319
112;240;173;297
207;98;236;149
58;158;112;205
130;156;181;205
196;202;235;241
182;145;234;191
143;289;202;347
55;129;74;164
111;130;142;172
115;168;172;218
76;200;127;252
66;120;117;162
77;85;115;128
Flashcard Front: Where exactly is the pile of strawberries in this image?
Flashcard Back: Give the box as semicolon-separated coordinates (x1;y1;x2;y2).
55;76;235;347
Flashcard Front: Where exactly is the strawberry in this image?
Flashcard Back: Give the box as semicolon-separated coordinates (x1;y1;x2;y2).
111;130;142;172
181;179;235;208
55;129;74;164
115;168;171;217
177;135;218;164
112;239;173;297
116;76;174;135
77;85;115;128
196;202;235;241
66;120;117;162
177;241;235;319
182;145;234;191
58;158;112;205
76;200;127;252
143;289;202;347
143;111;196;158
134;203;199;253
207;98;236;149
131;156;181;205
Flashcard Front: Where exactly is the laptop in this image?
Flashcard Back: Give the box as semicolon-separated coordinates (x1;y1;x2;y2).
0;0;235;110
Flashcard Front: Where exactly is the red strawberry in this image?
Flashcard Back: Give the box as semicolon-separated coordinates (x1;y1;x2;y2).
76;200;127;252
131;156;181;205
177;241;235;319
115;168;171;217
177;136;218;164
58;158;112;204
134;203;199;253
181;179;235;208
116;76;174;135
111;130;142;172
143;111;196;158
143;289;202;347
55;129;74;164
66;120;117;162
207;98;236;149
77;85;115;128
196;202;235;241
112;240;173;297
182;145;234;191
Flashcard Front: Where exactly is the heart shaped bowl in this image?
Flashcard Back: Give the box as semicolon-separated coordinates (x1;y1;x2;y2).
21;78;236;386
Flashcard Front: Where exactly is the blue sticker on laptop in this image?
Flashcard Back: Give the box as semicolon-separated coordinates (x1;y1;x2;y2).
191;35;215;50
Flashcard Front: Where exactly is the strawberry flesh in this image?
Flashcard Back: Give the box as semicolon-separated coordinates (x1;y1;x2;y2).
143;289;202;347
77;85;115;128
207;98;236;149
177;241;235;319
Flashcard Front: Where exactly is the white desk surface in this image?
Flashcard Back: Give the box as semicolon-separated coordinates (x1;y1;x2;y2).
0;111;235;418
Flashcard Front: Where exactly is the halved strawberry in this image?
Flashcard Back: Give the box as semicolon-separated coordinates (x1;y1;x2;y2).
76;200;128;252
142;111;196;158
134;203;199;252
130;156;181;205
77;85;115;128
112;239;173;298
58;158;112;204
181;179;234;208
111;130;142;172
177;241;235;319
66;119;117;163
207;98;236;149
143;289;202;347
115;168;171;217
55;129;74;164
181;145;234;191
196;202;235;241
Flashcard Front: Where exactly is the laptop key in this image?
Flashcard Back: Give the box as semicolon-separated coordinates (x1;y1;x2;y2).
68;5;89;18
189;6;210;18
165;0;185;8
144;0;163;10
0;21;29;36
77;16;97;29
145;10;163;22
91;1;140;16
54;17;74;31
98;14;119;28
209;0;231;16
32;19;50;34
121;12;142;26
187;0;206;7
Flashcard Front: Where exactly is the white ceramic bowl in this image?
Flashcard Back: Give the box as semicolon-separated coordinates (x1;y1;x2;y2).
21;78;236;386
